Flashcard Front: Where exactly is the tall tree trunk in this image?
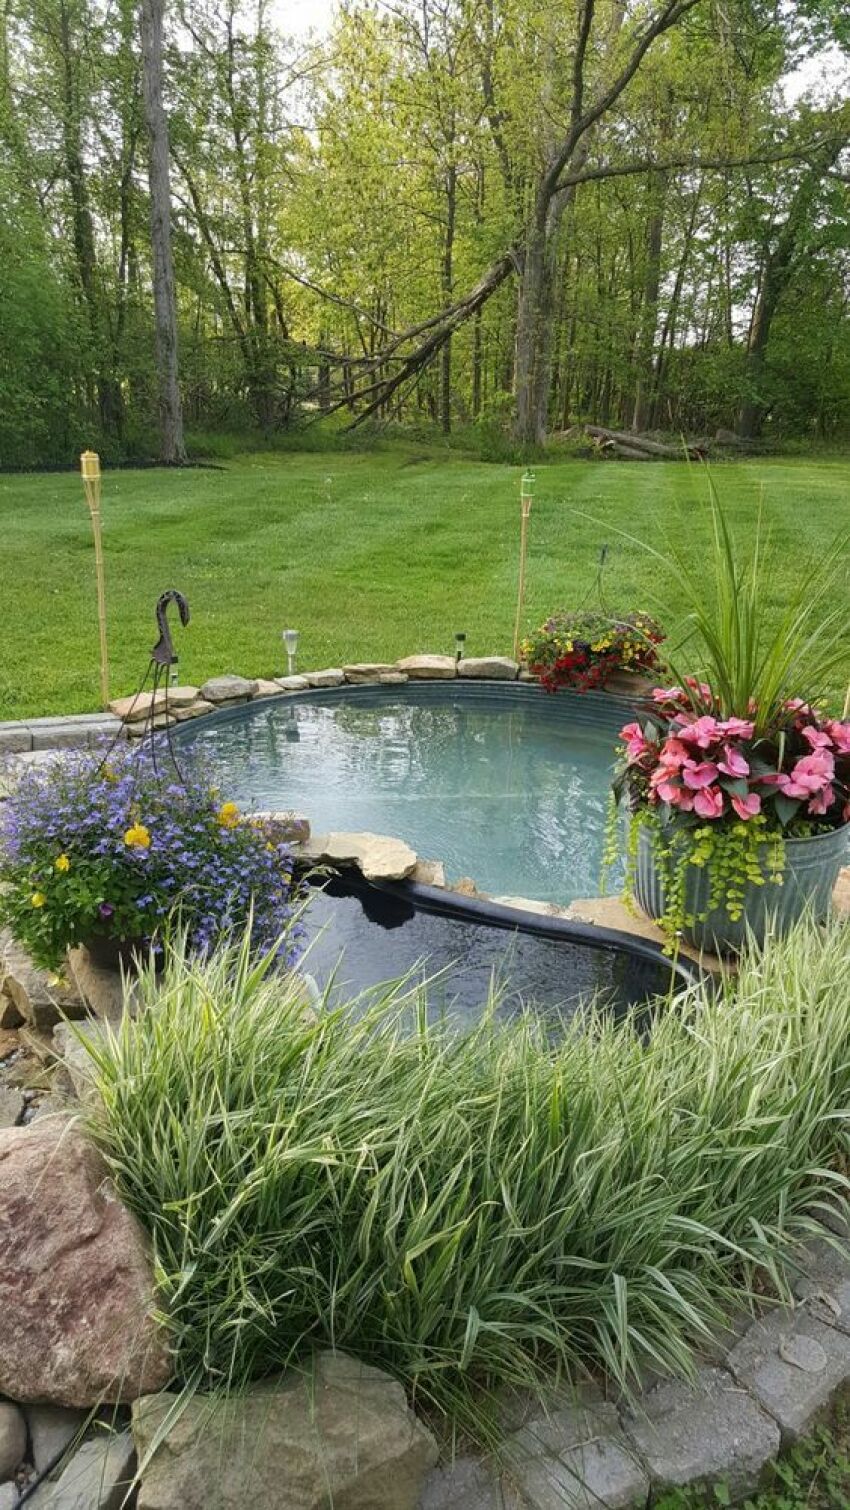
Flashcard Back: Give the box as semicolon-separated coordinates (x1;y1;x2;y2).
140;0;186;464
631;170;667;431
439;160;457;435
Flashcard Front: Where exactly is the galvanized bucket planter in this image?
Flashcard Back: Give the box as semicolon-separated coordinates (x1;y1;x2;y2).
635;820;850;955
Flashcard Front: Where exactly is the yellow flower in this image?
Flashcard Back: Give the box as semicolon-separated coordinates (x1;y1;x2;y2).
124;822;151;849
217;801;240;829
102;765;118;783
31;892;46;908
55;854;71;872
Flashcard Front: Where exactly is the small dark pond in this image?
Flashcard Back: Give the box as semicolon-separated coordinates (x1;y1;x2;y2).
299;875;686;1030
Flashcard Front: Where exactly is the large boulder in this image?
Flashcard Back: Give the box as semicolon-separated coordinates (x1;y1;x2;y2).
27;1431;136;1510
132;1352;438;1510
0;1119;171;1406
343;663;398;684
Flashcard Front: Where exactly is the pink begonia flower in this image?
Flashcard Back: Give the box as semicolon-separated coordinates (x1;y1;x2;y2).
791;750;835;790
652;686;685;704
693;785;724;819
677;716;721;749
718;744;750;778
731;792;761;821
655;780;695;810
659;737;691;768
801;725;832;750
620;722;649;762
682;759;720;789
825;720;850;754
719;717;755;740
684;676;713;702
808;785;835;816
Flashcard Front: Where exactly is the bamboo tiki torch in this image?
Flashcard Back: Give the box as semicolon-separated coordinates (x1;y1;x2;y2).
80;450;110;709
512;469;535;662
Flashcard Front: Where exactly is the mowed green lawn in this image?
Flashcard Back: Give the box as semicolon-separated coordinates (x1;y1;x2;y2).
1;447;848;719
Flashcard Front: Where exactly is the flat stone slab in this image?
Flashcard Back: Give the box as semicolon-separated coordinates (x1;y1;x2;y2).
1;934;87;1031
25;1403;88;1474
419;1455;509;1509
506;1402;649;1509
621;1365;779;1500
728;1303;850;1442
275;675;310;692
303;831;418;881
306;668;345;688
199;675;258;703
173;700;215;722
396;655;457;679
343;662;398;683
493;895;572;919
457;657;519;680
29;717;122;751
379;671;409;684
564;895;723;970
109;688;197;721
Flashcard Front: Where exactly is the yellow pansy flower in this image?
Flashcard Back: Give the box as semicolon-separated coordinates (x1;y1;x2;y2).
55;854;71;872
124;822;151;849
31;892;46;908
217;801;240;829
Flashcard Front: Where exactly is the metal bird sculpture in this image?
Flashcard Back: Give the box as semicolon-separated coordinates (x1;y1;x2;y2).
151;590;191;667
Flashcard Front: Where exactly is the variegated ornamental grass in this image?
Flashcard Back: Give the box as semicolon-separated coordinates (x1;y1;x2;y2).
84;920;850;1441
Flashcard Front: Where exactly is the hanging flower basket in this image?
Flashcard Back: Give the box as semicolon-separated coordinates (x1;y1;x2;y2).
521;612;664;693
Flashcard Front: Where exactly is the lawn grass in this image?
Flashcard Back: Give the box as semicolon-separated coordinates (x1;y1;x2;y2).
1;445;848;719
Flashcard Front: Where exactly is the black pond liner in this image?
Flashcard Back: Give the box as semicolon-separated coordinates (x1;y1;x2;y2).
299;868;700;1030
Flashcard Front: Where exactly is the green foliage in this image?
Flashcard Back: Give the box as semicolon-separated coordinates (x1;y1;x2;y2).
86;917;850;1440
605;475;850;732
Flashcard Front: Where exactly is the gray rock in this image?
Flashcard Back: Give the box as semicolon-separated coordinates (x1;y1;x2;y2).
379;671;409;685
412;859;446;888
506;1401;649;1509
621;1365;779;1500
343;663;398;683
728;1305;850;1442
418;1456;508;1509
302;831;418;882
26;1405;88;1473
0;724;32;753
0;1482;19;1510
254;679;286;697
199;675;258;704
0;1087;24;1129
65;948;132;1024
0;1401;26;1480
793;1233;850;1333
305;669;345;688
51;1022;105;1105
0;938;87;1032
275;675;310;692
133;1352;438;1510
396;655;457;680
27;1431;135;1509
28;717;122;752
457;657;519;680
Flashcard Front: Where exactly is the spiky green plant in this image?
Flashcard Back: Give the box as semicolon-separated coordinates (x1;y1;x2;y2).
83;920;850;1442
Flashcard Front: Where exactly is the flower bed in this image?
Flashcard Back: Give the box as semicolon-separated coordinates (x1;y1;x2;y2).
0;746;301;971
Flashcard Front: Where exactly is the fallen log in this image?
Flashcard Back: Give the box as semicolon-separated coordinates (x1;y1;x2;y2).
586;424;707;460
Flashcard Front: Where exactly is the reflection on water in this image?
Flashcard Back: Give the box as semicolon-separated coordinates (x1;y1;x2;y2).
177;689;625;904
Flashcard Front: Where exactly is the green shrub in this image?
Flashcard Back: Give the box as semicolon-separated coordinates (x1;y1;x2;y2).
85;921;850;1439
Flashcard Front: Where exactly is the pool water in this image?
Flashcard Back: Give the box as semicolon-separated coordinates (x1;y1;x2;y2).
300;876;678;1027
175;683;630;904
